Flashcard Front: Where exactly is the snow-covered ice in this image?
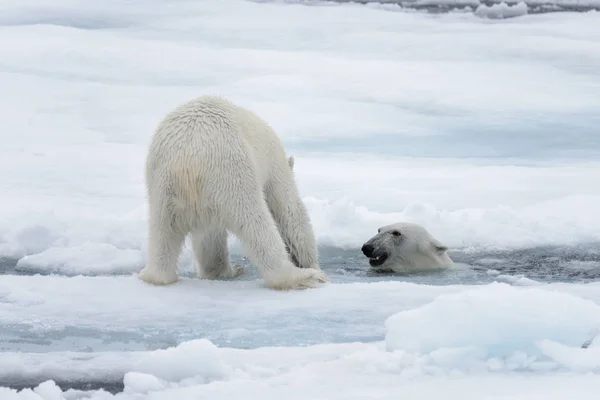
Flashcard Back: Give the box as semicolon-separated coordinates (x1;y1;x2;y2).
15;243;144;276
385;283;600;355
1;280;600;398
1;0;600;398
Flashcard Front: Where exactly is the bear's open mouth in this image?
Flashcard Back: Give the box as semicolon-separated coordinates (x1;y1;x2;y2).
368;253;388;267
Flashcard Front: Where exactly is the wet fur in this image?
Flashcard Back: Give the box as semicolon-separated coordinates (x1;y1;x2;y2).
139;95;329;290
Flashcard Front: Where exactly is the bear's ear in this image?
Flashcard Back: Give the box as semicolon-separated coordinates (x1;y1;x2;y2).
288;156;295;171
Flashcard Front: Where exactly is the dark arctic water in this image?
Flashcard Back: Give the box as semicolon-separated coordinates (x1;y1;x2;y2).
253;0;600;15
251;0;600;18
3;243;600;284
319;243;600;284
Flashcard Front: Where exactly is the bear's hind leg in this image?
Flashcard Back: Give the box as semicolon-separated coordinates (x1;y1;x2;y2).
139;201;185;285
266;180;321;272
191;227;244;280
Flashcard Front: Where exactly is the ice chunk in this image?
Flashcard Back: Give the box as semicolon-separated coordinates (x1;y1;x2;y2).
15;242;143;276
538;339;600;372
494;273;543;286
475;1;528;19
32;381;62;400
385;283;600;359
122;372;167;394
129;339;228;384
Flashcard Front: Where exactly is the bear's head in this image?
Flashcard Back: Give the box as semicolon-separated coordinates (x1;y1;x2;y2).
361;222;452;273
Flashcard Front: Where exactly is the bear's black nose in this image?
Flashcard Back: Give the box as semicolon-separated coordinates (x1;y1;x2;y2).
361;244;374;257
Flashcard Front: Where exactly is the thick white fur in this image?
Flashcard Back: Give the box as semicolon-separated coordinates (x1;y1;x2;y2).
139;95;329;290
362;222;454;273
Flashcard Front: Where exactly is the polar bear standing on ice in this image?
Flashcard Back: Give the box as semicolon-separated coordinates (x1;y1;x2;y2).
139;95;329;290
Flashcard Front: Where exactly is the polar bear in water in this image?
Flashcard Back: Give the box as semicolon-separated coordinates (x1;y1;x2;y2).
139;95;329;290
361;222;453;273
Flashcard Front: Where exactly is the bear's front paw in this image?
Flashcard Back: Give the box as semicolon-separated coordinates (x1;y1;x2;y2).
138;267;178;286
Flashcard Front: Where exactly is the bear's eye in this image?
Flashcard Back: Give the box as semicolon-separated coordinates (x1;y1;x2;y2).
392;230;401;237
